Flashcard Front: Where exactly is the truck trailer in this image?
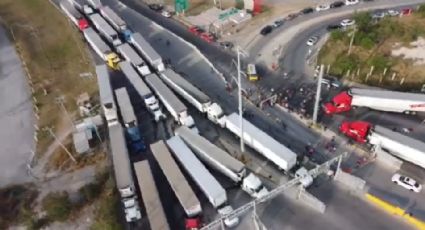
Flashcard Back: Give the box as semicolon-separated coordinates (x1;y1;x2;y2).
175;126;268;198
159;68;226;127
114;87;146;153
108;123;141;222
95;65;118;124
116;43;151;76
69;0;94;15
166;136;239;228
130;33;165;72
151;141;202;228
89;13;122;46
118;61;165;121
83;28;120;69
86;0;102;9
60;0;89;31
145;73;197;132
99;6;132;42
323;88;425;115
340;121;425;169
134;160;170;230
225;113;313;187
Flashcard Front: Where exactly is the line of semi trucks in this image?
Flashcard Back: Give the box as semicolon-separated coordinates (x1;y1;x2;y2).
323;87;425;170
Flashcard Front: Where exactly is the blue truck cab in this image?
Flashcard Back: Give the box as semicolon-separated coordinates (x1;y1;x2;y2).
125;126;146;154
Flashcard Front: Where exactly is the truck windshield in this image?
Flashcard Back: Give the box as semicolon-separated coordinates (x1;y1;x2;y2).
104;102;113;109
254;184;265;193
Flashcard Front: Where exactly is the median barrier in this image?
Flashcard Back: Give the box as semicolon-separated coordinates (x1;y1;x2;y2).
334;169;366;192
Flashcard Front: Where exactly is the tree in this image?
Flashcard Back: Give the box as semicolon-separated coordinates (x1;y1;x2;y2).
42;192;72;222
353;12;372;32
417;4;425;17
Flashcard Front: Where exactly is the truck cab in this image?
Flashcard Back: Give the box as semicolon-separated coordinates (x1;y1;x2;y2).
125;126;146;154
121;29;133;42
339;121;371;143
206;103;226;127
181;115;198;133
122;197;142;222
185;218;202;230
323;91;352;114
77;18;89;31
241;173;269;198
294;167;313;188
105;52;120;70
217;205;239;228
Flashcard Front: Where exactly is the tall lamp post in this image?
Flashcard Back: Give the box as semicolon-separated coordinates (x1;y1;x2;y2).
236;46;248;152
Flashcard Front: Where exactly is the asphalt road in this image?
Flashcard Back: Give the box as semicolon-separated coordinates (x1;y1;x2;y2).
104;0;418;229
0;25;35;188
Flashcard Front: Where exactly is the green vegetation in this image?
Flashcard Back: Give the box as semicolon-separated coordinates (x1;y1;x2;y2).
42;192;72;222
90;174;123;230
0;0;96;156
0;184;38;229
318;8;425;90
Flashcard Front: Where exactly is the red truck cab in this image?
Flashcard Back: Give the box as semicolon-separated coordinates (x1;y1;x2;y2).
323;91;352;114
339;121;372;143
78;18;89;31
185;217;202;230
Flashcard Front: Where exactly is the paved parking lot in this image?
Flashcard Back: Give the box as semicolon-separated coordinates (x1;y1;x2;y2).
0;25;35;188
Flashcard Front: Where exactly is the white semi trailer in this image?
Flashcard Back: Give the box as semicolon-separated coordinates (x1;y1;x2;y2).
99;6;132;42
87;0;102;9
225;113;313;187
145;73;197;132
324;88;425;115
83;28;120;69
159;68;226;127
95;65;118;124
118;61;165;121
150;141;203;227
89;13;122;46
116;43;151;76
134;160;170;230
166;136;239;228
60;0;89;31
175;126;269;198
69;0;94;15
108;123;141;222
130;33;165;72
341;121;425;169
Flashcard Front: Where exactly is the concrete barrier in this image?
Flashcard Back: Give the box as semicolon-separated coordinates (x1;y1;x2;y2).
365;193;425;230
297;187;326;213
335;170;366;192
374;149;402;170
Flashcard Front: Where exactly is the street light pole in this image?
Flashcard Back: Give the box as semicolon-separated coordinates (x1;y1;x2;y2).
312;64;324;124
237;46;245;153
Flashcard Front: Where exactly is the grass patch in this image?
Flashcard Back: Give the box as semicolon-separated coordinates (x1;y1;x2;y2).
90;174;123;230
0;184;38;229
318;9;425;90
0;0;97;156
42;192;72;222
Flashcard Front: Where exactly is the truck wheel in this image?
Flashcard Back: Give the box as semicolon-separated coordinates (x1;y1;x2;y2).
404;110;410;115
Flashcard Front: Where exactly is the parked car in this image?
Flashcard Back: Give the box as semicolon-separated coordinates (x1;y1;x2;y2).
345;0;359;6
392;173;422;193
301;7;314;14
161;10;172;18
330;1;345;8
260;25;273;35
148;4;163;11
286;13;299;20
322;76;342;88
200;32;215;43
272;19;285;28
401;8;413;16
340;19;355;27
306;36;319;46
188;26;204;36
327;24;342;31
316;4;330;11
387;9;400;17
219;41;233;50
372;10;387;19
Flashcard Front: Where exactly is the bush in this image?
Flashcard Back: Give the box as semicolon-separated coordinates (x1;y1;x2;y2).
353;12;372;32
79;183;102;203
332;54;360;75
42;192;72;222
330;30;345;41
368;55;390;72
417;4;425;17
90;191;122;230
359;36;375;49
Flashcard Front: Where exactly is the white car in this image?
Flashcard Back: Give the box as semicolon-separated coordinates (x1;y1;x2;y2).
161;10;171;18
340;19;355;27
316;4;330;11
392;173;422;193
306;36;319;46
387;9;400;17
345;0;359;6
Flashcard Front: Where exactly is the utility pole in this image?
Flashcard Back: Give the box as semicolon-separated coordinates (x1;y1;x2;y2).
348;30;356;55
44;127;76;163
55;96;75;130
312;64;324;124
237;46;246;153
